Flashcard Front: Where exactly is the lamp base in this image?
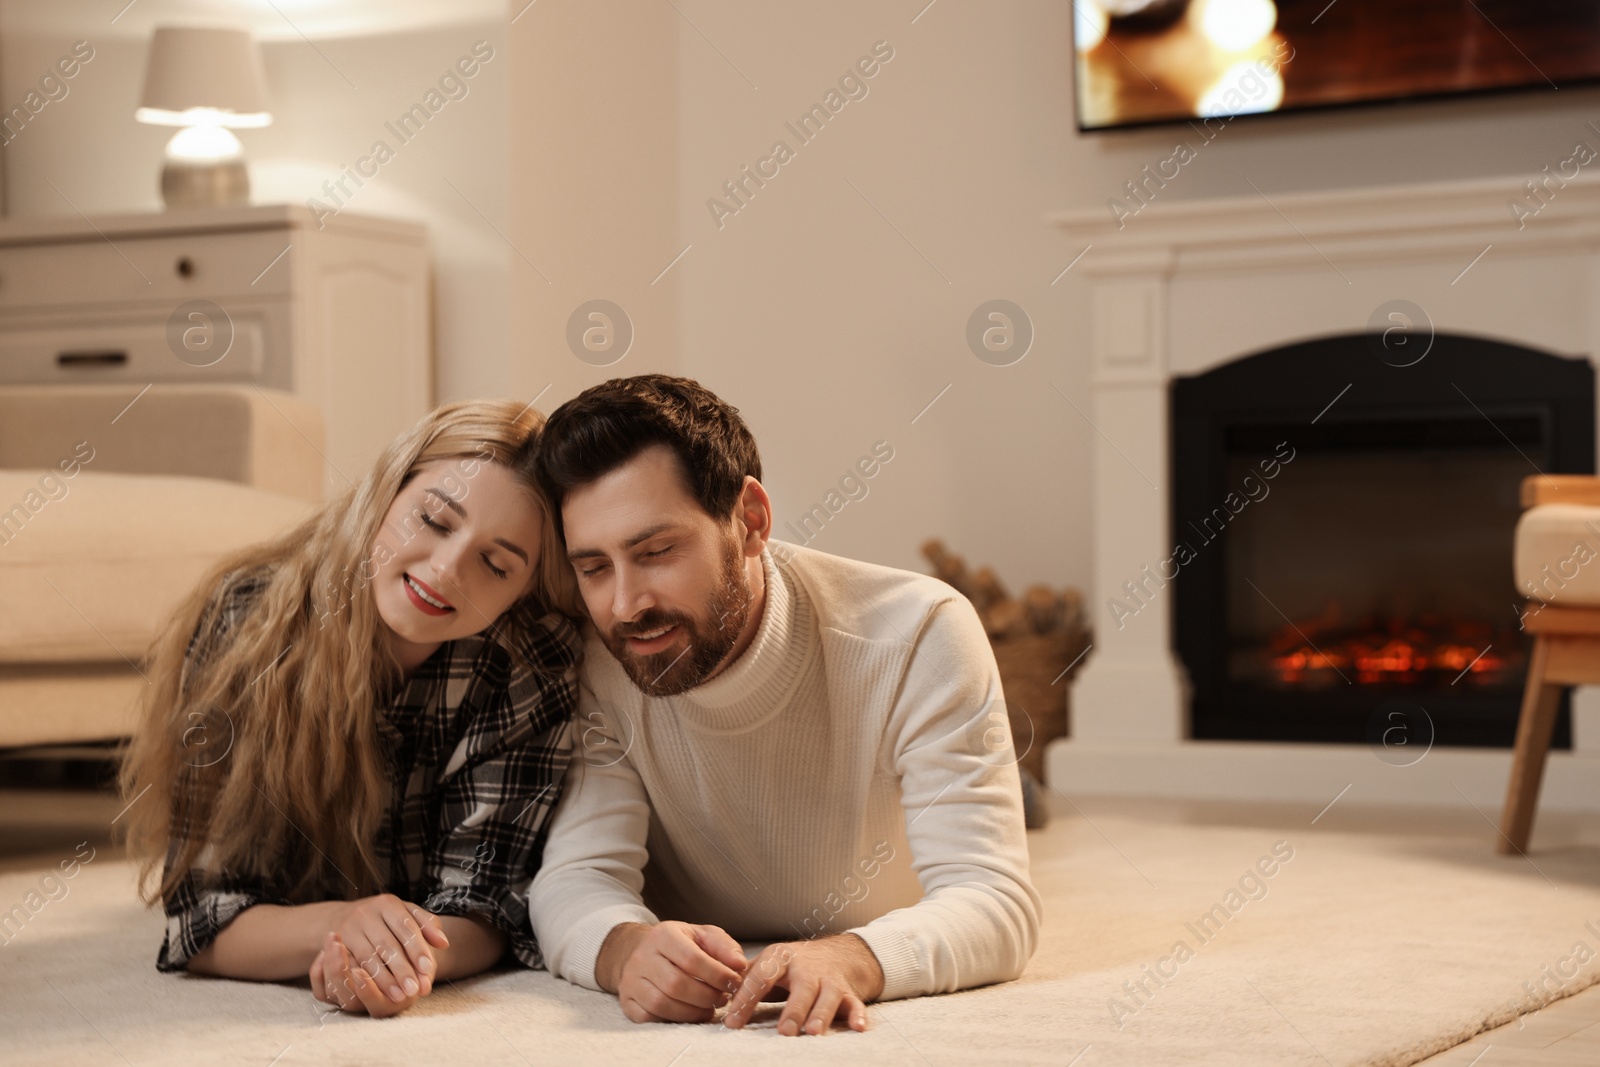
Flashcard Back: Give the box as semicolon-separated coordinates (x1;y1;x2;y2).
161;160;249;210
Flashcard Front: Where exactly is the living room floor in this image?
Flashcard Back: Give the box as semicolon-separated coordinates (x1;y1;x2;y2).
6;767;1599;1066
1417;985;1600;1065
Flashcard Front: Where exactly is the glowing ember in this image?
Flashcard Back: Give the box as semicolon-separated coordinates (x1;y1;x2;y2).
1266;616;1522;687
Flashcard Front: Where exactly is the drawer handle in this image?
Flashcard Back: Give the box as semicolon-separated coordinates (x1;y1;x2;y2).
57;350;128;368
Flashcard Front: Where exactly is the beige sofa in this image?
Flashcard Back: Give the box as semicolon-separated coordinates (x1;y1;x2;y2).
0;384;323;750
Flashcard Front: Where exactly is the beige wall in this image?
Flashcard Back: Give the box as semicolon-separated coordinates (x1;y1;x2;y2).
675;2;1083;589
508;0;679;409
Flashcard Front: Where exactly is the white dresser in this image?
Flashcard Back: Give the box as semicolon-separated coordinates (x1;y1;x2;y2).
0;204;431;496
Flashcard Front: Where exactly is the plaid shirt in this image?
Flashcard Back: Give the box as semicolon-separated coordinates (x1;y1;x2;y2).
156;567;581;972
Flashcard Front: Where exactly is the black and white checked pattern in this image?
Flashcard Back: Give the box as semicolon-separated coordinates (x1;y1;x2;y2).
156;567;581;972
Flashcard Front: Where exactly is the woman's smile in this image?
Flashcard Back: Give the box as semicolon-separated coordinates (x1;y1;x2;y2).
403;572;455;615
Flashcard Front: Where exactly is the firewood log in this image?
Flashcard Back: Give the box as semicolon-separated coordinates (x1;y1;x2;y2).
1060;588;1085;635
921;539;976;600
983;598;1031;640
1023;584;1063;634
970;566;1009;612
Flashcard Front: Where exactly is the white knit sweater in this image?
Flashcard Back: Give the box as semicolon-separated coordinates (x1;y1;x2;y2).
527;539;1042;1000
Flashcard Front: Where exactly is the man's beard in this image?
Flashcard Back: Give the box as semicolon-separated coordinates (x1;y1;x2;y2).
601;536;753;697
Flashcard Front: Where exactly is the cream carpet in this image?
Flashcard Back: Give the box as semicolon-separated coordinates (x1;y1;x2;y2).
5;798;1600;1066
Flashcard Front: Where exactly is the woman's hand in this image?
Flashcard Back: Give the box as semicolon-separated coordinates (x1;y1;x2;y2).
311;933;418;1017
309;894;449;1014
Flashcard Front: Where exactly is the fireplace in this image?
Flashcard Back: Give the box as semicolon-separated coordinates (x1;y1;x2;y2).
1048;174;1600;811
1171;333;1595;747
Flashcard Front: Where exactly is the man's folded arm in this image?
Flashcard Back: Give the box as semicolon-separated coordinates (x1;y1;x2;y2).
847;596;1044;1001
527;684;658;990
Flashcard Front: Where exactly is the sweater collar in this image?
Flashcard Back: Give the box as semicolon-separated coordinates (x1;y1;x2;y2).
666;542;814;731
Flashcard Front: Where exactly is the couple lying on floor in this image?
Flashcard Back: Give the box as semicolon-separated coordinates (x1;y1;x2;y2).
119;374;1041;1036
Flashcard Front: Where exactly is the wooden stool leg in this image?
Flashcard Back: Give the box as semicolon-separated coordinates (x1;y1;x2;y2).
1498;636;1562;855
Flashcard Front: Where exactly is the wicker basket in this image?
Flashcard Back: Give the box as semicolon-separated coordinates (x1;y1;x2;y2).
920;538;1091;783
991;629;1090;781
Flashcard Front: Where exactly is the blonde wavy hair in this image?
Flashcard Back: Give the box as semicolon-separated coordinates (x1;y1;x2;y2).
118;399;578;907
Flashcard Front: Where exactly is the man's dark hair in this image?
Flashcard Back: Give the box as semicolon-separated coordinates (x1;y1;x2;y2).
537;375;762;528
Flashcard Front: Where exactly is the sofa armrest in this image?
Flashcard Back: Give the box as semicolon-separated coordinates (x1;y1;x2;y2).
0;383;324;502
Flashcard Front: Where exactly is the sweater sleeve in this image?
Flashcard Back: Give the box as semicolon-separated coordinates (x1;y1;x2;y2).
846;596;1044;1001
526;675;658;989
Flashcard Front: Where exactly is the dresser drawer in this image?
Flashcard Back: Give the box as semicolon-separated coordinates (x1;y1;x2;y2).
0;204;430;492
0;303;289;387
0;227;294;309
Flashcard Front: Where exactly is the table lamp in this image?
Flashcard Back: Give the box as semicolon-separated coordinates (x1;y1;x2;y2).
136;26;272;210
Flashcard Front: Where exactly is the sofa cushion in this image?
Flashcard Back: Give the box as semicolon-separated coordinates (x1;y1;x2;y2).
0;469;315;664
1514;503;1600;608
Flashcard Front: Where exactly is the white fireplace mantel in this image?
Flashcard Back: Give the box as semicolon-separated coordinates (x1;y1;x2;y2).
1044;173;1600;812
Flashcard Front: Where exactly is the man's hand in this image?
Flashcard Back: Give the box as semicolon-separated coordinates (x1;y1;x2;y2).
597;921;749;1024
723;934;884;1036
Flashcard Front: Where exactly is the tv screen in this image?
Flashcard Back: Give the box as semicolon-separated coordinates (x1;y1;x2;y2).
1075;0;1600;131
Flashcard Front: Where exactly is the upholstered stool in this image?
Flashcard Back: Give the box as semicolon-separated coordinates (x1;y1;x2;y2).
1499;476;1600;854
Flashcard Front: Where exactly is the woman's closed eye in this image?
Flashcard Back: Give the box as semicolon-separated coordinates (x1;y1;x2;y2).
420;511;509;578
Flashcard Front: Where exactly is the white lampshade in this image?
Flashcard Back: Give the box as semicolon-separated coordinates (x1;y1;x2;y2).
136;26;272;128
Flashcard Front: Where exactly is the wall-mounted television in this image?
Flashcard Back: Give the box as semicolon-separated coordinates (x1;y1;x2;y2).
1075;0;1600;132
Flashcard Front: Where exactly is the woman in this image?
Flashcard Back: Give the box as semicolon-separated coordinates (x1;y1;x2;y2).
118;399;582;1017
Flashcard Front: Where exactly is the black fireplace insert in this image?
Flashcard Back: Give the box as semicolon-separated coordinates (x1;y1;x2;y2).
1171;333;1595;747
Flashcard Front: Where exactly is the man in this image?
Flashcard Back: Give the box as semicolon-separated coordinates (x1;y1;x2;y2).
529;375;1040;1036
